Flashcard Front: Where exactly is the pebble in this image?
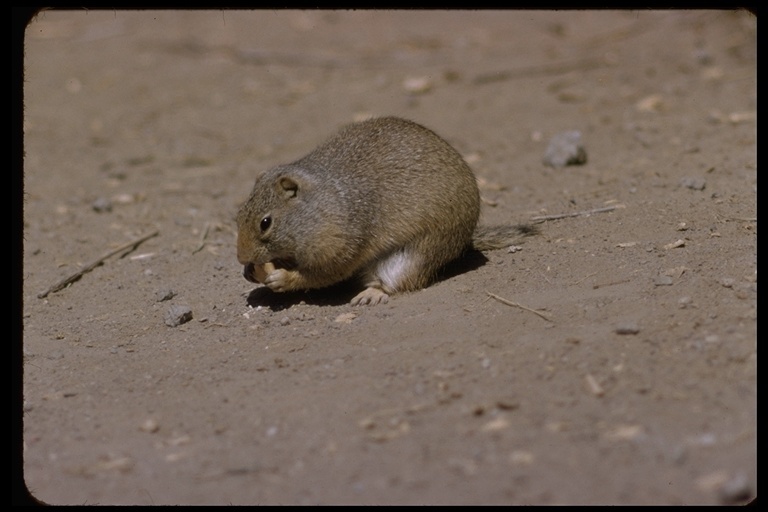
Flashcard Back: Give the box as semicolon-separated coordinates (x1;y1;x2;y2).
139;418;160;433
698;470;752;504
402;76;433;94
481;416;511;432
605;424;644;441
718;473;752;504
663;239;686;250
543;130;588;168
164;305;193;327
615;323;640;335
155;289;177;302
635;94;664;113
91;197;113;213
680;177;706;190
113;193;138;205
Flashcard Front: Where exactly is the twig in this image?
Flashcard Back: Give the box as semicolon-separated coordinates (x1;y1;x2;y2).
38;230;159;299
572;271;598;286
486;292;553;322
592;278;631;290
192;222;211;254
530;204;625;222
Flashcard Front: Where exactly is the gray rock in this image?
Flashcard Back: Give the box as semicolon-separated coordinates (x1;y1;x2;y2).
155;289;177;302
92;197;113;213
164;304;193;327
543;130;588;167
680;177;706;190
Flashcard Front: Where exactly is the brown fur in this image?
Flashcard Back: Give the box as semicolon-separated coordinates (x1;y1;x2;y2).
236;116;536;305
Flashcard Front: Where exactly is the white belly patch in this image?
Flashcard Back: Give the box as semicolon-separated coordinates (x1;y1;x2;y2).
376;250;415;291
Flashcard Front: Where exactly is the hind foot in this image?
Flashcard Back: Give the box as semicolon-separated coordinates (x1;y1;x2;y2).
350;286;390;306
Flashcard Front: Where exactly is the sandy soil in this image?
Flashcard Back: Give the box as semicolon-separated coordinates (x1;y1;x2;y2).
19;9;755;505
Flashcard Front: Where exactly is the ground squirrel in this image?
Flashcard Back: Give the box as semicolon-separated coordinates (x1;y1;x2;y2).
237;116;536;305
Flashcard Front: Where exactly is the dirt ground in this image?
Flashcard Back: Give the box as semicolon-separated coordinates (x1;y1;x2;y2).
18;9;755;505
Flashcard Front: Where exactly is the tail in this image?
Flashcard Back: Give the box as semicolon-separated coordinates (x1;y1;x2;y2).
471;223;539;251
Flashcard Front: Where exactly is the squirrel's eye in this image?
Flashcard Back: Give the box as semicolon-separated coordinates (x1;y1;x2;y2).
260;216;272;232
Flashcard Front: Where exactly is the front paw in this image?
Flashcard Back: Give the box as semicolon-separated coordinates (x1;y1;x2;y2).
264;268;295;292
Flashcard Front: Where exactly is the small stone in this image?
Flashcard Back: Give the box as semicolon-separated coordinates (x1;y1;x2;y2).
402;76;433;94
164;305;193;327
155;289;177;302
718;473;752;504
663;239;686;250
615;323;640;335
605;424;644;441
727;111;756;124
279;316;291;326
113;193;137;204
481;416;510;432
139;418;160;433
92;197;113;213
680;177;706;190
543;130;588;168
635;94;664;113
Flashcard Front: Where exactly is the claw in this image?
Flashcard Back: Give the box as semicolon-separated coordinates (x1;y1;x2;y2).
350;287;389;306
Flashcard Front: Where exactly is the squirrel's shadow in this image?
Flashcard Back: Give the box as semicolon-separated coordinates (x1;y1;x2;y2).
244;249;489;310
245;280;361;310
436;248;489;285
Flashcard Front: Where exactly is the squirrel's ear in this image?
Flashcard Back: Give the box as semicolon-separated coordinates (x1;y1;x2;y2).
278;176;300;199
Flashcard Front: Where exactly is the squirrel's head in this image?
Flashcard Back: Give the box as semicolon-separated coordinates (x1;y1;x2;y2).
236;166;314;273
